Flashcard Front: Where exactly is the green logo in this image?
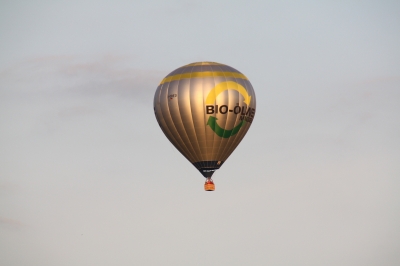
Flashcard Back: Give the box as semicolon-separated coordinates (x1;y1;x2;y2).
205;81;255;138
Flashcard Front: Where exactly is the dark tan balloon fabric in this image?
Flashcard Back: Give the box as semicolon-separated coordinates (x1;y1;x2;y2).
154;62;256;177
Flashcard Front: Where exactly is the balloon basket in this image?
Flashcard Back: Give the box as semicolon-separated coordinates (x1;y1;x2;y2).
204;179;215;191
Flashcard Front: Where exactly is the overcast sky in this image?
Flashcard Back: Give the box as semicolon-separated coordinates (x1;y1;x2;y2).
1;1;399;265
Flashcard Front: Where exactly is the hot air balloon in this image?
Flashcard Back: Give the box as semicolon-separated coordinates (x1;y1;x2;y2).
153;62;256;191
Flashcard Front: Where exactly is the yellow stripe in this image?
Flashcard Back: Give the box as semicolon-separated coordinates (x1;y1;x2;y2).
159;71;248;85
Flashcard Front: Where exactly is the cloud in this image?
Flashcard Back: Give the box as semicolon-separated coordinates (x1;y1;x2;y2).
0;217;23;230
0;182;19;192
0;54;164;101
0;54;166;136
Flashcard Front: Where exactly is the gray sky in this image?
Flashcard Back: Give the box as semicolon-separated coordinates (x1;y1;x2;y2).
1;1;399;265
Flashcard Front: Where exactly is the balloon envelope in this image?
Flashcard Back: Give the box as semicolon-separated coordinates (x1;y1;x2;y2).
154;62;256;178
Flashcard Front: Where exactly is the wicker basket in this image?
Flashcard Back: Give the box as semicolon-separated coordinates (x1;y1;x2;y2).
204;183;215;191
